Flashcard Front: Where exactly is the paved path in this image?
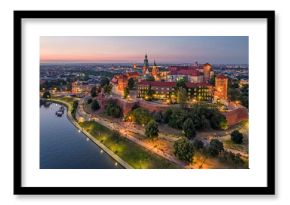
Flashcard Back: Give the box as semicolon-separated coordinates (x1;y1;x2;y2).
78;98;186;167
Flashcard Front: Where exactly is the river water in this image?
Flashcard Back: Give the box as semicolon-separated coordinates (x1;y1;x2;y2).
40;101;122;169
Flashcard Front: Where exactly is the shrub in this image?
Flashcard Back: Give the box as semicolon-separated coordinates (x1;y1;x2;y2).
208;139;224;157
231;130;244;144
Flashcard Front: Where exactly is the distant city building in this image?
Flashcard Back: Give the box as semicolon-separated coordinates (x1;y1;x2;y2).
214;74;228;103
71;81;94;95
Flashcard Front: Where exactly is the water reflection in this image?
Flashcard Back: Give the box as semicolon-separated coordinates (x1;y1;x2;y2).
40;100;122;169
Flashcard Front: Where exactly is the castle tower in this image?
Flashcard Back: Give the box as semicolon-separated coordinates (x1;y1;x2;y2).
142;54;149;75
214;74;228;102
203;63;212;82
152;60;159;79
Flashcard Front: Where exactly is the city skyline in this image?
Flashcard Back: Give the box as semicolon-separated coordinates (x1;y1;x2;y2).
40;36;249;64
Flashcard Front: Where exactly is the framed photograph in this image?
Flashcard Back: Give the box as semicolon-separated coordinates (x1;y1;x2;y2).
14;10;275;195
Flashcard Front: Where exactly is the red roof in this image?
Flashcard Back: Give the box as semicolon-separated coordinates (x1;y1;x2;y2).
169;69;202;76
168;66;201;72
138;81;210;88
138;81;176;87
125;72;139;77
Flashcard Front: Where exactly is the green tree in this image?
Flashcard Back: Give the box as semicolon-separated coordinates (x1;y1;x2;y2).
176;78;187;89
208;139;224;157
210;112;227;130
145;85;155;100
124;87;129;99
91;99;100;111
177;87;187;107
100;77;110;87
231;130;244;144
126;107;153;125
90;86;97;98
193;139;204;150
86;98;92;104
42;91;51;99
152;111;163;123
71;100;79;119
145;120;159;139
182;118;196;139
228;88;241;101
146;75;155;81
127;78;135;90
105;100;122;118
103;84;112;95
209;75;215;85
163;108;173;123
173;139;195;163
66;82;72;91
168;108;187;129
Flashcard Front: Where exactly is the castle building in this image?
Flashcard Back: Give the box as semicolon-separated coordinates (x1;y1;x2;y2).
137;81;213;102
203;63;212;82
151;60;159;80
214;74;228;102
167;69;204;83
111;72;139;95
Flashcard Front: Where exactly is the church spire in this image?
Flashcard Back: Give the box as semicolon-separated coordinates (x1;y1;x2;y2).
143;53;149;75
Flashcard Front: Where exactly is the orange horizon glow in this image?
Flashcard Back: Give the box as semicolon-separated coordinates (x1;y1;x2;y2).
40;36;249;64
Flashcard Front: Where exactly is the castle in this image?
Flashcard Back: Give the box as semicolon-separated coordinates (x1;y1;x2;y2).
111;54;228;104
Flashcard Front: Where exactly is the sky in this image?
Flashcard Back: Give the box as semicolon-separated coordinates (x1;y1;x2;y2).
40;36;248;64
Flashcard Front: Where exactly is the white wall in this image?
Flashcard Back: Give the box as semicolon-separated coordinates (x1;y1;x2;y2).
0;0;288;204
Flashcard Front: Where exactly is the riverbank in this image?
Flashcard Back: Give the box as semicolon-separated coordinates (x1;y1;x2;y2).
45;97;180;169
43;97;133;169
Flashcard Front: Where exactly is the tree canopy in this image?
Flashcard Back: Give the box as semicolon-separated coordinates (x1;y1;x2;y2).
124;87;129;99
105;100;122;118
182;118;196;139
231;130;244;144
127;78;135;90
91;99;100;111
100;77;110;87
42;91;51;99
90;86;97;98
126;107;153;125
177;87;188;107
173;139;195;163
145;120;159;139
208;139;224;157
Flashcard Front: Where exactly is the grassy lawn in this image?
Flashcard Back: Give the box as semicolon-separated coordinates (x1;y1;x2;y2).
223;138;248;154
51;96;79;111
79;121;181;169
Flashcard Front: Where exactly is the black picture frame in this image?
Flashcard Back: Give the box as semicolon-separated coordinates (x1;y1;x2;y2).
14;10;275;195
